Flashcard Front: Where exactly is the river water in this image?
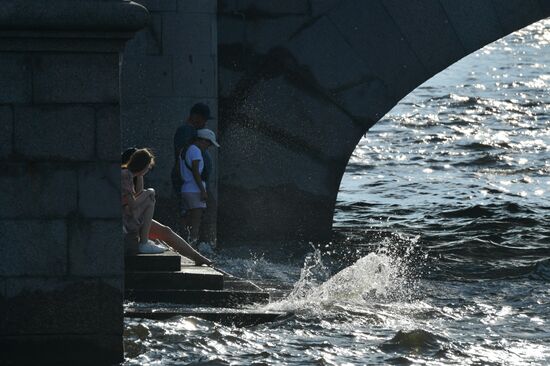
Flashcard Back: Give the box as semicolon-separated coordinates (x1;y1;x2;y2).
124;20;550;365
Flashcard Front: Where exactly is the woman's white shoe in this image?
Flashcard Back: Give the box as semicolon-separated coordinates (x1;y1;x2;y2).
138;240;166;254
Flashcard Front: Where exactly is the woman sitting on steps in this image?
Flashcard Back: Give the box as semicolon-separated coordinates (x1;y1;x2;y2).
121;148;211;266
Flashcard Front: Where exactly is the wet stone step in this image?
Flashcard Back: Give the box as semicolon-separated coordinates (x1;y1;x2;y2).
124;308;292;327
125;289;270;307
125;268;224;291
223;278;264;292
125;251;182;272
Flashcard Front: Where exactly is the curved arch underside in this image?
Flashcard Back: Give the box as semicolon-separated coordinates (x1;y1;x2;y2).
217;0;550;245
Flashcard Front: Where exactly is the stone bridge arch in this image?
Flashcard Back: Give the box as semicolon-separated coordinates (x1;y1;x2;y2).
217;0;550;245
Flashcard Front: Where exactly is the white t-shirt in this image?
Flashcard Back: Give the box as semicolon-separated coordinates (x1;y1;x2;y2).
180;144;206;193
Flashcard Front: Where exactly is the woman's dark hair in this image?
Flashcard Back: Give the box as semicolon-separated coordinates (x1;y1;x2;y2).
126;148;155;173
121;147;138;166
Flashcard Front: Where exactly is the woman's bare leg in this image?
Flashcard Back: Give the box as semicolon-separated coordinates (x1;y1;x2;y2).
149;220;211;265
133;188;156;244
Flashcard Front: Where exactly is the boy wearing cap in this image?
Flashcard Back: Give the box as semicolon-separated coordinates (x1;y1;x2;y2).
179;129;220;245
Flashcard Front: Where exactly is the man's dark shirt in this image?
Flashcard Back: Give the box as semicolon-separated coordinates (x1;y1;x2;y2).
174;124;197;160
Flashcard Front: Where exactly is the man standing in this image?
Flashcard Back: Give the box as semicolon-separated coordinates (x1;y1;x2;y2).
172;103;215;246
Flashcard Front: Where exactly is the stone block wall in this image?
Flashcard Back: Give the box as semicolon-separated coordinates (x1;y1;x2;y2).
121;0;218;240
0;1;148;364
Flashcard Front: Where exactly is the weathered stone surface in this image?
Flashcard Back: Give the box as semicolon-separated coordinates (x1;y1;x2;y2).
326;0;428;99
0;220;67;276
218;185;332;243
0;282;4;335
121;102;151;148
125;309;286;326
78;163;121;219
1;277;123;347
124;13;163;56
177;0;216;13
96;105;121;162
173;54;217;98
33;53;119;103
310;0;342;17
125;288;270;307
285;15;397;120
440;0;505;53
219;0;309;15
69;219;123;276
98;278;124;335
122;13;162;56
0;33;131;54
0;0;149;32
144;143;174;195
0;279;5;325
121;101;177;194
491;0;544;34
382;0;465;73
0;163;77;219
0;53;31;103
225;76;364;162
0;105;13;159
0;335;123;366
335;78;395;122
14;105;95;161
216;16;245;49
125;269;223;290
219;125;338;242
241;17;309;54
3;279;101;334
162;12;215;57
287;16;371;90
125;251;182;272
122;56;174;97
134;0;177;12
220;123;338;196
540;0;550;14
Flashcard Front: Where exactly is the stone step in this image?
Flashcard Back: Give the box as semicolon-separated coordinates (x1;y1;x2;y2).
125;251;182;272
223;278;264;292
125;268;224;291
125;289;270;307
124;309;292;327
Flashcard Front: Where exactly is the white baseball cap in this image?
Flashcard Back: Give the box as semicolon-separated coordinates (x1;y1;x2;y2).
197;129;220;147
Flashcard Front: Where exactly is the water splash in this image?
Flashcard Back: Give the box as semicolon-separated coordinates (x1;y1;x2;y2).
266;246;418;313
213;250;300;283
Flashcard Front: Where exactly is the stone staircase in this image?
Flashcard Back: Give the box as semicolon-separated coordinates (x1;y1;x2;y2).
124;250;289;325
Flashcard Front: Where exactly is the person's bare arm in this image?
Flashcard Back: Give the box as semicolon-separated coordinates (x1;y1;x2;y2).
123;191;137;216
191;160;207;201
135;175;144;196
123;174;149;212
122;170;137;212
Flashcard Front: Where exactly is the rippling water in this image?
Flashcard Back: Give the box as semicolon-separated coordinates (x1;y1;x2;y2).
125;20;550;365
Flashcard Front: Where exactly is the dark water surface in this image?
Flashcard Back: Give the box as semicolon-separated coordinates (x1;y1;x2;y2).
125;20;549;365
